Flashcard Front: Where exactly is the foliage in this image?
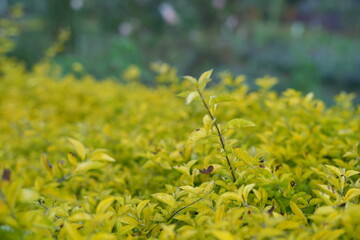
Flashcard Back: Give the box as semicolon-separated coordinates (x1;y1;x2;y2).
1;12;360;240
0;55;360;239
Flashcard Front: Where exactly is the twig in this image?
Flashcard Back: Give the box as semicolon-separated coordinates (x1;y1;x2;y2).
196;87;237;183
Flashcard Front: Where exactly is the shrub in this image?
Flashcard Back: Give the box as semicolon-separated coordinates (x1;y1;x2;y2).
0;16;360;240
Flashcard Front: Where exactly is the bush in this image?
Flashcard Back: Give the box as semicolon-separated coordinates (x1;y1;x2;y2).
1;11;360;240
0;53;359;239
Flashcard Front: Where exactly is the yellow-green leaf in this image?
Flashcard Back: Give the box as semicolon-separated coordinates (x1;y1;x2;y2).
185;91;200;105
152;193;177;208
119;215;138;226
220;192;242;203
89;233;116;240
96;197;115;214
290;201;307;224
19;189;40;203
183;76;198;87
199;69;213;84
198;69;213;91
187;128;207;145
63;221;83;240
226;118;255;129
345;170;360;178
68;212;92;222
212;230;235;240
242;183;256;203
67;138;86;161
325;165;342;177
344;188;360;202
89;151;116;162
136;200;150;217
209;95;235;106
74;161;105;173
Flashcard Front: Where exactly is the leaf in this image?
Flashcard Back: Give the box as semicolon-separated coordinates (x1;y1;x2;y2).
183;76;198;87
212;230;235;240
67;138;86;161
276;220;301;230
242;183;256;203
185;91;200;105
96;197;115;214
89;233;116;240
63;221;84;240
344;188;360;202
209;95;235;105
41;154;53;174
226;118;255;129
136;200;150;217
325;165;342;177
119;215;138;226
345;170;360;178
67;152;78;165
19;189;40;203
290;201;307;224
198;69;213;91
199;69;213;84
220;192;242;203
74;161;105;173
68;212;92;222
314;206;335;215
152;193;177;208
89;151;116;162
187;128;207;145
255;76;278;89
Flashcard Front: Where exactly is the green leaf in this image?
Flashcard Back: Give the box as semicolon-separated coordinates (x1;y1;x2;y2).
290;201;307;224
212;230;235;240
344;188;360;202
226;118;255;129
136;200;150;218
73;161;105;173
187;128;207;145
185;91;200;105
152;193;177;208
67;137;86;161
198;69;213;91
242;183;256;203
345;170;359;178
220;192;242;203
199;69;213;84
325;165;342;177
209;95;235;106
184;76;198;87
63;221;84;240
96;197;115;214
89;150;116;162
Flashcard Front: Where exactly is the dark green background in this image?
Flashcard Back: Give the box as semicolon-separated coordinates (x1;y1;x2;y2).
2;0;360;103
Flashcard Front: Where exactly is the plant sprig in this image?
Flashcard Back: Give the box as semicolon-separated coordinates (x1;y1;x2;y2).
181;70;237;183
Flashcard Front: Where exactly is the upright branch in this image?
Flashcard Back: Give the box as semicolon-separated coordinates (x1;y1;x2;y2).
182;69;237;183
195;87;237;183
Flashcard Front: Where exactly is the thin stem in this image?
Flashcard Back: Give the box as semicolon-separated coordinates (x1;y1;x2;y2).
196;88;237;183
38;200;60;219
166;195;206;222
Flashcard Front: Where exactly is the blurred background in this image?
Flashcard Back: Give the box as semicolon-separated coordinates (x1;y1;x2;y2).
1;0;360;103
